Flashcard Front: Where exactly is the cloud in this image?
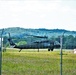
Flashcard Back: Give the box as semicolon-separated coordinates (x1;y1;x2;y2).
0;0;76;31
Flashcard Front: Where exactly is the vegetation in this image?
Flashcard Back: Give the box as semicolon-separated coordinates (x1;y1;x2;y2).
0;27;76;49
2;49;76;75
1;27;76;75
1;27;76;37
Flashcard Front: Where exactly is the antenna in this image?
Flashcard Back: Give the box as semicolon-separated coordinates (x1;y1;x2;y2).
0;29;4;75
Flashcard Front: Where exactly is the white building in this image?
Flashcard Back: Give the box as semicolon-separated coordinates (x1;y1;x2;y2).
74;49;76;54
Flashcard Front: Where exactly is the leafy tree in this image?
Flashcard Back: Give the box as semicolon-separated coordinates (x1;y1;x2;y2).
17;41;27;46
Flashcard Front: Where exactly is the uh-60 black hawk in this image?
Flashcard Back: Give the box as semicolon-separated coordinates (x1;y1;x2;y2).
8;33;60;52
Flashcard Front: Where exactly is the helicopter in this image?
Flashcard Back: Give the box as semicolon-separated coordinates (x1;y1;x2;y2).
8;33;60;52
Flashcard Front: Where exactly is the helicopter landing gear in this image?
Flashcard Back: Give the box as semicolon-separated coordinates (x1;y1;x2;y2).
48;48;50;51
19;49;22;52
48;48;54;51
51;48;53;51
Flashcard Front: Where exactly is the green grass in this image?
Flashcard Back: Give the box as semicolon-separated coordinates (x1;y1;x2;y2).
2;49;76;75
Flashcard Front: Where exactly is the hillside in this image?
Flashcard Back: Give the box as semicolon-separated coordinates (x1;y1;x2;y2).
0;27;76;49
0;27;76;38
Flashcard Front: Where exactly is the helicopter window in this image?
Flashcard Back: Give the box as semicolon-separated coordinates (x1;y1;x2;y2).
44;43;50;46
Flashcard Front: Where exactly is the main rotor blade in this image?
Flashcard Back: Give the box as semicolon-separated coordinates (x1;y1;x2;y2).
25;34;48;38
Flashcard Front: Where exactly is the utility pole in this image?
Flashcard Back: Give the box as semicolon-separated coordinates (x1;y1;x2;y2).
60;35;63;75
0;29;4;75
60;32;65;75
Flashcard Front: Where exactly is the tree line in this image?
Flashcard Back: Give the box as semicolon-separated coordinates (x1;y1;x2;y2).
2;34;76;50
0;27;76;50
55;35;76;49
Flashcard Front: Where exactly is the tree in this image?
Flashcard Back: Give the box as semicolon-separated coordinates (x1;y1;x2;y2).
17;41;27;46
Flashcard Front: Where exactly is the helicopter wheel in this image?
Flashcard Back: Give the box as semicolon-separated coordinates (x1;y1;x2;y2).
51;48;53;51
48;48;50;51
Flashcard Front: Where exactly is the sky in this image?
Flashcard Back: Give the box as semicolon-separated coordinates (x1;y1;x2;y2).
0;0;76;31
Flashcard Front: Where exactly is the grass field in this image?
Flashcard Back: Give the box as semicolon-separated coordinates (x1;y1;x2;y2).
2;48;76;75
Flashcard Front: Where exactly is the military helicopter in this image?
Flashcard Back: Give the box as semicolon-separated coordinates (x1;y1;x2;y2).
8;33;60;52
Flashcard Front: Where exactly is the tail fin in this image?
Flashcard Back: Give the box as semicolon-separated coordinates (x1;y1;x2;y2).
8;38;16;46
8;33;16;47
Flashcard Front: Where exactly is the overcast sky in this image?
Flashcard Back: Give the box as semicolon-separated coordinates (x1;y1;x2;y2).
0;0;76;31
